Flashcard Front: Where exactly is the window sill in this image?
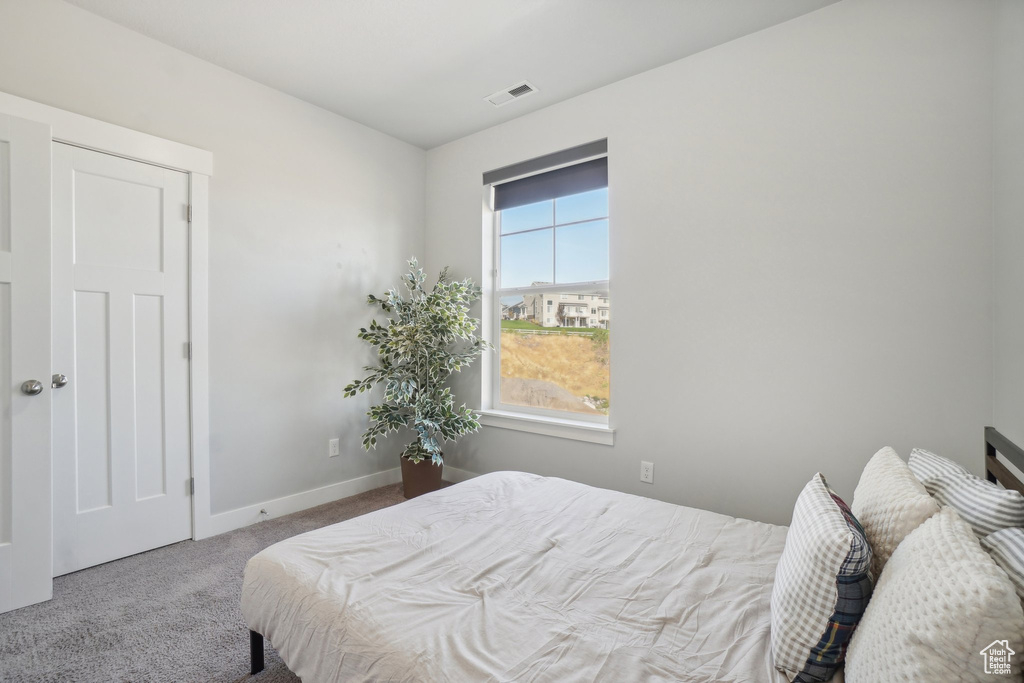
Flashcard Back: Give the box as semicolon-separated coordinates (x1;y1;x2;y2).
477;409;614;446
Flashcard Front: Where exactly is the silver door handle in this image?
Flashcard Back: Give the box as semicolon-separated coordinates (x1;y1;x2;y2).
21;380;43;396
52;374;69;389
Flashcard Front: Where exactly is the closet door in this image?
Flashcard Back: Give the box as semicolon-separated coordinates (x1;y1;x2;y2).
51;143;192;576
0;113;53;613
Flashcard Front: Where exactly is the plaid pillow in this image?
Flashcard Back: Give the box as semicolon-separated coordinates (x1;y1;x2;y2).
981;527;1024;602
771;473;872;682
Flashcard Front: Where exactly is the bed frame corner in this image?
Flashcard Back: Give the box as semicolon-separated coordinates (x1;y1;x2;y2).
249;630;264;676
984;426;1024;495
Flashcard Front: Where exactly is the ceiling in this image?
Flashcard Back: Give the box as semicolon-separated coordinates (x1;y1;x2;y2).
65;0;838;149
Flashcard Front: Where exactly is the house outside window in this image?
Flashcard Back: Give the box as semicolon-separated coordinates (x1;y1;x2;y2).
486;144;610;426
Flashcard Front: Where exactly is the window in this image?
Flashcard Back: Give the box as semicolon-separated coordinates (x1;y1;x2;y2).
487;147;610;427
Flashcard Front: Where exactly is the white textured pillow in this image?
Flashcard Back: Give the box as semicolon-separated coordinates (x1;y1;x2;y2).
851;447;939;579
845;507;1024;682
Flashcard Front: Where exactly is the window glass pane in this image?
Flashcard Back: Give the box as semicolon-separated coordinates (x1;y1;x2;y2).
499;288;610;415
555;219;608;283
555;188;607;225
500;229;553;288
500;199;553;234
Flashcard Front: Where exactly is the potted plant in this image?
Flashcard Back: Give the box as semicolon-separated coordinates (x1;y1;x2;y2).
344;258;490;498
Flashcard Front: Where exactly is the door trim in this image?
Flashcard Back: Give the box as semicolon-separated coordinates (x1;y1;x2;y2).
0;91;217;542
0;92;212;175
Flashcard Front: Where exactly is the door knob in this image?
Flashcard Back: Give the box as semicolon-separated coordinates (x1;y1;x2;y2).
21;380;43;396
52;374;69;389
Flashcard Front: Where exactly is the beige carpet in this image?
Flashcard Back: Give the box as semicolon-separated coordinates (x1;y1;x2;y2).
0;483;409;682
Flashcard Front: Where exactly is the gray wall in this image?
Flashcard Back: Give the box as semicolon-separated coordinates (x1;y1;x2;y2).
425;0;997;525
0;0;426;514
994;0;1024;467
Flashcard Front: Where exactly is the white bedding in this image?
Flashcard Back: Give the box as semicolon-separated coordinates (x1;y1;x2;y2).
242;471;790;682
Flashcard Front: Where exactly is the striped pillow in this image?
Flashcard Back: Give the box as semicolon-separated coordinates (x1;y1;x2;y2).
771;473;873;682
908;448;969;484
982;527;1024;602
923;473;1024;538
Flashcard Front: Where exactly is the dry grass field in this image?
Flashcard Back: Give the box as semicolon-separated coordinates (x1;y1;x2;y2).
499;331;610;411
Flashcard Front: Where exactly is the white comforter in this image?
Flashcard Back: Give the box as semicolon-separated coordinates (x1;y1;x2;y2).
241;471;789;682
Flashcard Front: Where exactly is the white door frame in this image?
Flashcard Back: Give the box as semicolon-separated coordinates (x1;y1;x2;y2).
0;91;217;541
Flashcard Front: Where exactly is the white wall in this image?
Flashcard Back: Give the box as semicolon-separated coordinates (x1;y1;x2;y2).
0;0;426;514
425;0;997;525
0;0;1006;528
993;0;1024;480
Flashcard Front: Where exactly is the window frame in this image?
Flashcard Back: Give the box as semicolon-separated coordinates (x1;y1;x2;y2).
481;154;612;438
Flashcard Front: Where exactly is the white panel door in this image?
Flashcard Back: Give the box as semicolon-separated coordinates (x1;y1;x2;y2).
0;113;52;612
52;143;191;576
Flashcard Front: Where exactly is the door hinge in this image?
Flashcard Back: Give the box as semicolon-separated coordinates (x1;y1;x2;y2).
187;204;193;223
184;342;191;360
189;477;195;495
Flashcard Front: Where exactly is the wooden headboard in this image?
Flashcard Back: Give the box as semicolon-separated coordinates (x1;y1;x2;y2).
985;426;1024;495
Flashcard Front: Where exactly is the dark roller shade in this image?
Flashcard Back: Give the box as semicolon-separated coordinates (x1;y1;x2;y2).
484;139;607;186
493;157;607;211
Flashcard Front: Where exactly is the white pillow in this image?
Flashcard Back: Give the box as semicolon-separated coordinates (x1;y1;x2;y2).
851;447;939;579
845;507;1024;682
771;473;872;682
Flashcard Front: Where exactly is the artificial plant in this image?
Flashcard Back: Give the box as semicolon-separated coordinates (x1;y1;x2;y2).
344;258;490;465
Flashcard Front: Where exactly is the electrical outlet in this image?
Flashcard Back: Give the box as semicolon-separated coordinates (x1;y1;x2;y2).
329;438;340;457
640;461;654;484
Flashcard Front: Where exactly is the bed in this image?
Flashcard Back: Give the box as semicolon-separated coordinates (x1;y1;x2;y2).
241;427;1024;682
242;471;789;682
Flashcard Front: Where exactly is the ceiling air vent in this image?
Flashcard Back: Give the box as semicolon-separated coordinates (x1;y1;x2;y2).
485;81;538;107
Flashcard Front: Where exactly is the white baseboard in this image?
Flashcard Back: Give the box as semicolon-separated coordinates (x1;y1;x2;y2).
198;468;403;539
197;464;482;540
442;466;479;484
